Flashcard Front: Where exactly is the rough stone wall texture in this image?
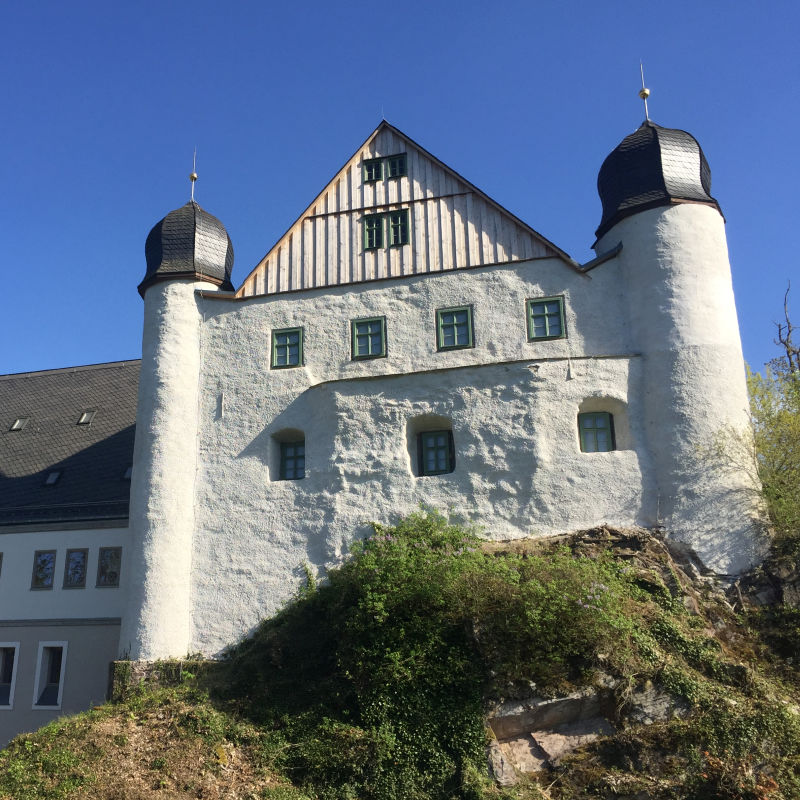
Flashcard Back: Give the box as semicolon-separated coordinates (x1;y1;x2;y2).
120;279;219;661
596;204;765;575
122;204;761;659
190;258;655;655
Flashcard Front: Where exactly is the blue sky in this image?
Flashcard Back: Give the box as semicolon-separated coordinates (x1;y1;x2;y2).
1;0;797;375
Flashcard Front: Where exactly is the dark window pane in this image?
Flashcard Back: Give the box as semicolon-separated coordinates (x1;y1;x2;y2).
97;548;122;587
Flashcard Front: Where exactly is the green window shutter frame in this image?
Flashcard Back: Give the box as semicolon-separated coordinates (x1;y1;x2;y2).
363;158;383;183
271;327;304;368
387;153;407;178
526;296;566;340
436;306;474;350
578;412;616;452
388;209;409;246
418;430;455;475
363;214;384;250
351;316;387;359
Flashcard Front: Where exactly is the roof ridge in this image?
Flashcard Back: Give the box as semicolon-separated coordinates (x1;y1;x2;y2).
0;359;141;381
237;121;577;294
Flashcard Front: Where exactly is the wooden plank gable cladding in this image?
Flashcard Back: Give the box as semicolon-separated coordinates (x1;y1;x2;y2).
236;122;575;298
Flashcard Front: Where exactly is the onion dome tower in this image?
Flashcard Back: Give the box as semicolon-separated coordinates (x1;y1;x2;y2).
139;201;234;297
595;120;721;242
121;181;235;661
593;99;762;574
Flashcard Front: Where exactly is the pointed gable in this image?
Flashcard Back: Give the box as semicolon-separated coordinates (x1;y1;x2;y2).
236;122;574;298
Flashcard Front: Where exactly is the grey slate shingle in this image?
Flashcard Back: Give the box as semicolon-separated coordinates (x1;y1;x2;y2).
141;201;235;296
595;120;721;240
0;361;139;525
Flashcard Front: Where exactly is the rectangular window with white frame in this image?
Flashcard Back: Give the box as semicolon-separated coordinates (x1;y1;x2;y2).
33;641;67;709
0;644;19;709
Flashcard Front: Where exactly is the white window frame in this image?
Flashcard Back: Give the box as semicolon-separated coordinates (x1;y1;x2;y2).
0;642;20;710
32;641;68;710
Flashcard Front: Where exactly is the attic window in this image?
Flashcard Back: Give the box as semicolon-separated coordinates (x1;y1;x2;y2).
77;410;96;425
43;471;62;487
363;158;383;183
9;417;29;432
387;153;407;178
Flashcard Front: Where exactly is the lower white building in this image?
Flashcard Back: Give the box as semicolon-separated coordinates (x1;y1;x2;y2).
0;362;137;745
0;118;763;745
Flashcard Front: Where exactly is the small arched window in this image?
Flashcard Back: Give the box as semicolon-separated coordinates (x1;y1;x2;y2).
407;415;455;477
418;430;455;475
279;440;305;480
577;412;615;452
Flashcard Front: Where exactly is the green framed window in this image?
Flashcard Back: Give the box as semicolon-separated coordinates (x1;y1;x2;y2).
527;296;566;340
352;317;386;359
280;440;305;480
436;306;474;350
363;158;383;183
418;430;455;476
388;209;409;246
272;328;303;368
578;412;615;453
387;153;407;178
363;214;384;250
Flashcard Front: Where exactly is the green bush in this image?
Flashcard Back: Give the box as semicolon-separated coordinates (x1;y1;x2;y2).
223;511;667;799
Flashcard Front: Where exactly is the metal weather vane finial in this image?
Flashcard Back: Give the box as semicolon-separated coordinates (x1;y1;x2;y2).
639;62;651;121
190;148;198;201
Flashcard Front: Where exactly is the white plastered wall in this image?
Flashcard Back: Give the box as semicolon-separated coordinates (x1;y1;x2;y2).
0;527;127;620
596;204;766;574
119;279;219;661
189;257;656;655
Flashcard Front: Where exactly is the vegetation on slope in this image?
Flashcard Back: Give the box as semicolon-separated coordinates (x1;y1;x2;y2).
2;511;799;800
748;359;800;558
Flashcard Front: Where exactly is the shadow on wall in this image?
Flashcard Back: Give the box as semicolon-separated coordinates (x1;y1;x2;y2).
0;426;136;524
406;414;454;477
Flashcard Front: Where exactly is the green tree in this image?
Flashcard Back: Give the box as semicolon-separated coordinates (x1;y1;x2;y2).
749;286;800;553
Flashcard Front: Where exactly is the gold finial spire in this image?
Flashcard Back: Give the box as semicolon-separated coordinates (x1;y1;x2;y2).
639;62;651;121
190;148;198;201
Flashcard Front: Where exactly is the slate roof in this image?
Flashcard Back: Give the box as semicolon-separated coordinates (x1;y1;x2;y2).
595;120;721;241
140;201;235;296
0;361;139;526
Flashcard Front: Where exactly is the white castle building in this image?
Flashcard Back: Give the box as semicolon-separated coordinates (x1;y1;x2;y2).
0;118;762;745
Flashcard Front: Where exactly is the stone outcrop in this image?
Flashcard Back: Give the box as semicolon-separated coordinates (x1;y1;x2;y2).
487;677;689;781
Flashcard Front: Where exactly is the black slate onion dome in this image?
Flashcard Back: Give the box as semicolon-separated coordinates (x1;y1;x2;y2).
595;120;721;242
139;201;235;297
